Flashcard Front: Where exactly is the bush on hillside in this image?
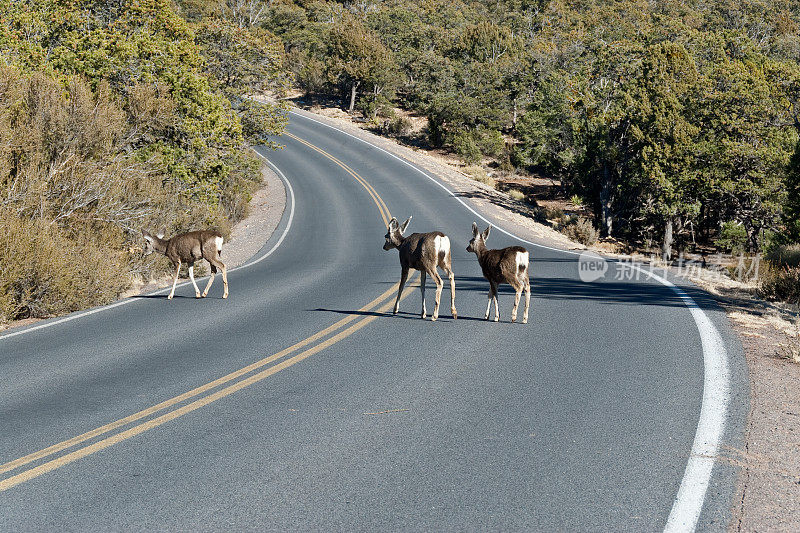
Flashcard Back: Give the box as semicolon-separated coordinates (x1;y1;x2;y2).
760;266;800;304
562;217;599;246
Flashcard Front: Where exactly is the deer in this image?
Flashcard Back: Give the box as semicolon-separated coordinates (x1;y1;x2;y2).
142;229;229;300
383;216;457;321
466;222;530;323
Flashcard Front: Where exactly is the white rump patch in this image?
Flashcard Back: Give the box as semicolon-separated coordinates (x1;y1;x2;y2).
516;251;529;270
215;236;224;251
435;235;450;258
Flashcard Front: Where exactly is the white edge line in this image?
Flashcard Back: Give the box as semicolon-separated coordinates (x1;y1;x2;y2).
289;108;731;532
0;150;296;343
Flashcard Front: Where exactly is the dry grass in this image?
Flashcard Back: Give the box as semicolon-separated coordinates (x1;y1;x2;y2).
0;67;255;323
776;315;800;363
464;165;496;189
760;265;800;304
508;188;525;201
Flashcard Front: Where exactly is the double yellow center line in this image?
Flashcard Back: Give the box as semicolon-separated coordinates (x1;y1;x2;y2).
285;132;392;226
0;133;403;492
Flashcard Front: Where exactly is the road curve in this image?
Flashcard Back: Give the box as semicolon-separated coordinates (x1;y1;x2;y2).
0;110;747;531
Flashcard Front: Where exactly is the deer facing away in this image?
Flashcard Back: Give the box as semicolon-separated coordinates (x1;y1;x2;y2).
466;223;530;323
383;216;457;321
142;229;229;300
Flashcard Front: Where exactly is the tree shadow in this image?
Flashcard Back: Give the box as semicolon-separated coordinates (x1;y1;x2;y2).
453;189;550;226
453;275;723;311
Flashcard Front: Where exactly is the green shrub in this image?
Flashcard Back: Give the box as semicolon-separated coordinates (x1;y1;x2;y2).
562;217;599;245
476;129;505;158
453;130;482;165
765;244;800;269
499;156;515;173
716;221;747;253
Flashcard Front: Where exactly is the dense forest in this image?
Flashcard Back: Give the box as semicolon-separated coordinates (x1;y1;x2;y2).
2;0;800;322
264;0;800;260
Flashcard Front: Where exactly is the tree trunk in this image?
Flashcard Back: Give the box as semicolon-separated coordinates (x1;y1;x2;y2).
599;164;614;236
512;98;518;130
348;82;359;113
662;217;674;261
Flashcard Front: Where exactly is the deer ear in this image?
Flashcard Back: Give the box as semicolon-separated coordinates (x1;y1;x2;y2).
388;217;398;230
156;228;166;239
472;222;478;236
482;225;491;240
400;216;412;233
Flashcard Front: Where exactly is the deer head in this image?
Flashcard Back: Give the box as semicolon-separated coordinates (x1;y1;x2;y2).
141;229;166;256
466;222;491;253
383;216;412;250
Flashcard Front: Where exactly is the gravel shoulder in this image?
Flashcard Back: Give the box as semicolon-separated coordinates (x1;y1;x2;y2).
221;162;285;269
287;104;799;532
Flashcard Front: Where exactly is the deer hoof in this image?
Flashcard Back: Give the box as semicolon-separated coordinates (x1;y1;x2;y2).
452;311;458;320
195;293;201;299
522;318;528;324
223;294;228;299
494;317;499;322
167;294;174;300
431;315;438;321
201;292;208;298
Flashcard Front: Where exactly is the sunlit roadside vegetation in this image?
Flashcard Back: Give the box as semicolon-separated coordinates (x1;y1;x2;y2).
0;0;290;322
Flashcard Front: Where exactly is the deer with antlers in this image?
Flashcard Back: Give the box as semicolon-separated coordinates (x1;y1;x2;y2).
466;222;530;323
383;216;457;321
142;229;229;300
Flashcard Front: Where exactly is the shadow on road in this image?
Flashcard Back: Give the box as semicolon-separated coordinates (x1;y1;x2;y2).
310;308;459;321
452;275;721;311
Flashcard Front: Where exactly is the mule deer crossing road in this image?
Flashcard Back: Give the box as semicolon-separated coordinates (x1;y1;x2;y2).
0;109;747;531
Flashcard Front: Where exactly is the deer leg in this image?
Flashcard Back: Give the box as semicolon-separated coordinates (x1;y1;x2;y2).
522;278;531;324
431;269;443;321
442;265;457;319
419;270;427;319
204;256;228;299
511;281;522;323
493;282;500;322
188;263;201;298
167;261;181;300
485;282;495;320
394;267;409;315
221;262;228;299
201;265;216;297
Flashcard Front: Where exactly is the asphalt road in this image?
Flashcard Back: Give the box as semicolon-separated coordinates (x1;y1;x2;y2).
0;110;747;531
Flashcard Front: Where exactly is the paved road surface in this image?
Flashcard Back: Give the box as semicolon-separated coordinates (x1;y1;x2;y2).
0;111;747;531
